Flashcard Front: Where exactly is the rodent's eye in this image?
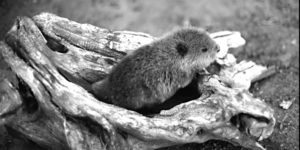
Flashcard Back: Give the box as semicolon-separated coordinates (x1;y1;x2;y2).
202;47;208;53
176;42;188;57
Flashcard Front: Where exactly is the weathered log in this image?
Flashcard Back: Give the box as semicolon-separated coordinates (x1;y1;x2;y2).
0;13;276;150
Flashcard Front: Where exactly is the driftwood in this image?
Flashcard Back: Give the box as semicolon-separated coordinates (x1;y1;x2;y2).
0;13;276;150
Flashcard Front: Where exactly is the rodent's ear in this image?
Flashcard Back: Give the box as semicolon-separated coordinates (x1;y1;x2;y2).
176;42;188;57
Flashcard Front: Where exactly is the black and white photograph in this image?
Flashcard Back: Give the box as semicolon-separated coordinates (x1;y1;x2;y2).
0;0;299;150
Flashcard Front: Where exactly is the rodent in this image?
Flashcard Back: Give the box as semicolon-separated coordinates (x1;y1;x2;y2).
92;27;220;112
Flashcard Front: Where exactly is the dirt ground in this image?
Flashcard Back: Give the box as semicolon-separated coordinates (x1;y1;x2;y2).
0;0;299;150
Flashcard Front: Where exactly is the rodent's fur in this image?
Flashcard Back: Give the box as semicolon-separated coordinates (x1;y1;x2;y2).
92;27;219;111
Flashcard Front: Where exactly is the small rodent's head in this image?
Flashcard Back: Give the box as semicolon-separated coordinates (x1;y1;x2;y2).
171;28;220;70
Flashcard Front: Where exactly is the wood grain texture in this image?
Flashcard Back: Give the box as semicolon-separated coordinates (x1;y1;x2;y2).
0;13;275;150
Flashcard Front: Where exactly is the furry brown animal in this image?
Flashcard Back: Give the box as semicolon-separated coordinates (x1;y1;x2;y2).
92;28;219;111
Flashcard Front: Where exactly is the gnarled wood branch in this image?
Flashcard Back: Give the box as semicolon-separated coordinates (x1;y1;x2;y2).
0;13;275;150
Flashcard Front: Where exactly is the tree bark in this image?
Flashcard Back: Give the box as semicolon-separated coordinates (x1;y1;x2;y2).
0;13;276;150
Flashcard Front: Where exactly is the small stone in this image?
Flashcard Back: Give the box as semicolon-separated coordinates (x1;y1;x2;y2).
279;100;294;109
291;39;297;45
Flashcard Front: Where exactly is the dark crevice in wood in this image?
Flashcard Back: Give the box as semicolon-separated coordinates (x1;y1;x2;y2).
56;67;92;92
17;78;39;114
45;34;69;53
